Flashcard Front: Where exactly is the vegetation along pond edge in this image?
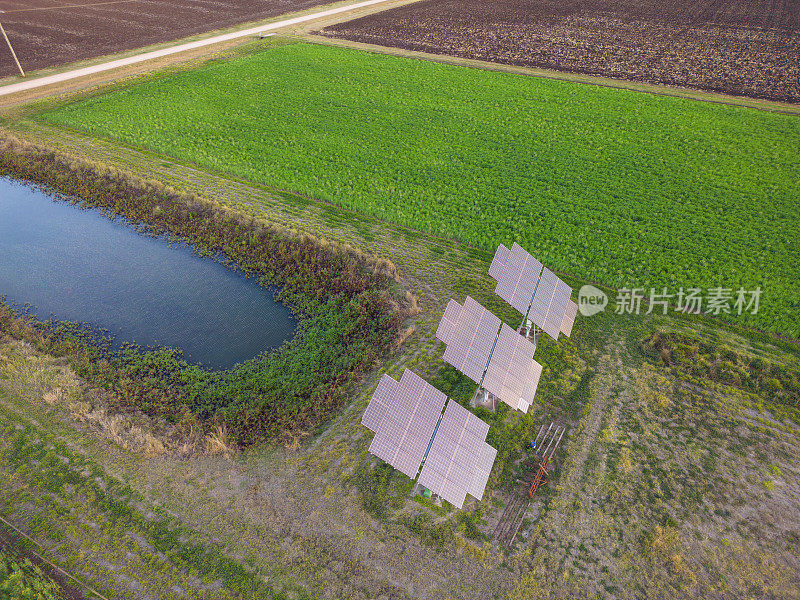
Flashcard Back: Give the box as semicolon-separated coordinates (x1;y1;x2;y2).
0;133;418;448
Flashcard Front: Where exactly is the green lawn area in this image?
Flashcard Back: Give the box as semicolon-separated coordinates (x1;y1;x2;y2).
41;42;800;335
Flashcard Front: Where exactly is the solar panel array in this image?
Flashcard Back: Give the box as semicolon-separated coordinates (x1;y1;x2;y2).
492;243;543;315
482;324;543;413
528;268;573;340
359;239;581;509
560;300;578;338
417;400;496;508
362;369;499;508
366;370;447;479
489;243;575;340
436;297;501;383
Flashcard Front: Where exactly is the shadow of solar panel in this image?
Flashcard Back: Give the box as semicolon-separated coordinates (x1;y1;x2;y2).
362;374;399;432
560;299;578;337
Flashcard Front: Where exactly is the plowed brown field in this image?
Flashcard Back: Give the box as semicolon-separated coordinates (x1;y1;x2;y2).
0;0;330;77
321;0;800;103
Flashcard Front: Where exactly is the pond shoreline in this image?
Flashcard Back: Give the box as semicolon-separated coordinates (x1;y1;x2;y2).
0;174;298;369
0;133;416;447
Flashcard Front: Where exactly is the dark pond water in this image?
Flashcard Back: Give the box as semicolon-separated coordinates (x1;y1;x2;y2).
0;176;296;369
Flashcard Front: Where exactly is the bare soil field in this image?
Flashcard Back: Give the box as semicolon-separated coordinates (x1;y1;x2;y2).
321;0;800;103
0;0;331;77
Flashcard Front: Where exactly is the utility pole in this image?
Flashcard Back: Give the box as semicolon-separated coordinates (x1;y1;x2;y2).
0;18;25;77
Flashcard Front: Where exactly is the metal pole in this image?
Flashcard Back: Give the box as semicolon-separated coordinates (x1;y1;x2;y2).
542;425;560;458
0;20;24;77
537;423;553;455
548;427;566;459
532;424;546;449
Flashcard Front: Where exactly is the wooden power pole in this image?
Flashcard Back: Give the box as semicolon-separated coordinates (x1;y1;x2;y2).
0;19;25;77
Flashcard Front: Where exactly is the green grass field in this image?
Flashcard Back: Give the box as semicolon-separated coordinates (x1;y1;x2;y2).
41;42;800;335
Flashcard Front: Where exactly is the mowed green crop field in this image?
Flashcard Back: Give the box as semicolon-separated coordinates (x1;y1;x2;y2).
42;42;800;335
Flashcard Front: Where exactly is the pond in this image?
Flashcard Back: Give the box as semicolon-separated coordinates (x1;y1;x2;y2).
0;176;297;370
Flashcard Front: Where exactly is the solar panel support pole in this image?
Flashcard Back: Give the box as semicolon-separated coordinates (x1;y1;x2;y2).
475;323;503;412
519;273;542;337
0;21;25;78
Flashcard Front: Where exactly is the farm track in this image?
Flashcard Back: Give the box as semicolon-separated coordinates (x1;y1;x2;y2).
0;0;338;78
0;0;406;99
321;0;800;102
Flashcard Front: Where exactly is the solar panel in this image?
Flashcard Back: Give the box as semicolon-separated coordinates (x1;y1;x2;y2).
417;401;495;509
488;243;576;341
367;370;447;480
488;244;510;280
435;299;462;345
560;299;578;337
492;243;543;315
467;443;497;501
529;268;573;340
482;324;543;411
362;374;399;432
440;297;501;384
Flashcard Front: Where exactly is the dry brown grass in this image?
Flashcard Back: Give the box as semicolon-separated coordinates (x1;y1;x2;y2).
42;386;64;405
393;325;416;350
0;338;179;458
280;429;310;451
204;424;237;457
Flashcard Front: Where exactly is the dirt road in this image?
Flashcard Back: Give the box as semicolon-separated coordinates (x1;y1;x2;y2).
0;0;399;98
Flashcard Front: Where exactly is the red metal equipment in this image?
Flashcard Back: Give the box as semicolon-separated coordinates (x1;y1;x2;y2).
528;456;549;498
